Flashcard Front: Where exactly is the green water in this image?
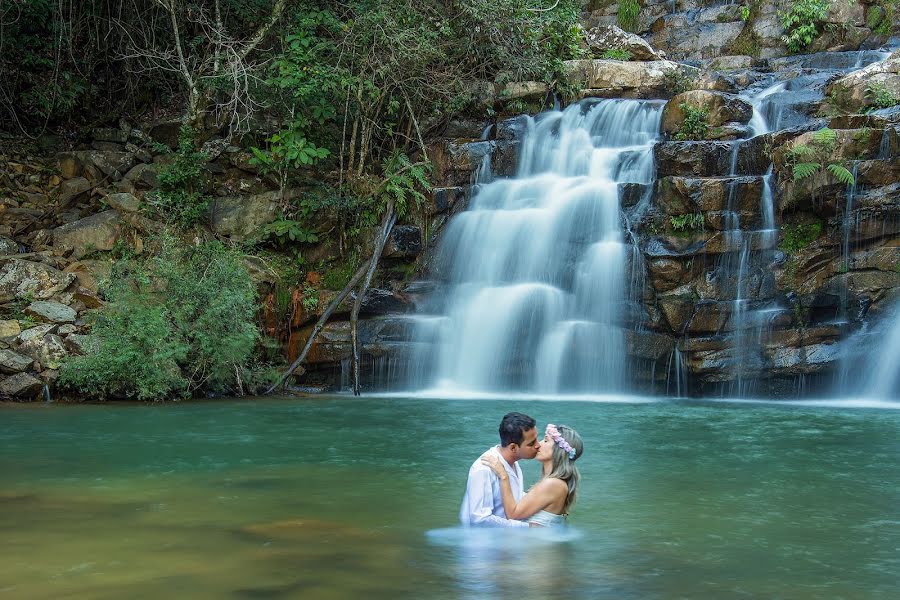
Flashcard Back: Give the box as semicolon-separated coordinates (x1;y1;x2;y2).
1;397;898;599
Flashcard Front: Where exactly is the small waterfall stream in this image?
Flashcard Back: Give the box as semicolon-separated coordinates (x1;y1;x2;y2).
407;99;663;395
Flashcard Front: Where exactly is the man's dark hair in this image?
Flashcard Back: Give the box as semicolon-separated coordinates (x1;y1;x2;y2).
499;412;536;447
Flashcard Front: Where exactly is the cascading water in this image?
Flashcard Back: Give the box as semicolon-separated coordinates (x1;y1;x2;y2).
407;99;663;395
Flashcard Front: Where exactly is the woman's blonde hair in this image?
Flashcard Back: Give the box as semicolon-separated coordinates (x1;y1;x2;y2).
544;424;583;512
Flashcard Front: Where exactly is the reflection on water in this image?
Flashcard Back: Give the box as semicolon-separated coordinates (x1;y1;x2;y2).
1;397;898;599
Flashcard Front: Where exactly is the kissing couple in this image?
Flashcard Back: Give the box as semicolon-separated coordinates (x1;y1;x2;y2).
460;412;583;527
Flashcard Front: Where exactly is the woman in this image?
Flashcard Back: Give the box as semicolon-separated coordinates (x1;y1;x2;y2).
481;423;583;526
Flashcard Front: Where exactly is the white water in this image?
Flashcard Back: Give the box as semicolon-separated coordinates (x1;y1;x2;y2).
409;100;663;394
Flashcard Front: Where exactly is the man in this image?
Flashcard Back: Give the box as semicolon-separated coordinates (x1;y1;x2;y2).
459;412;540;527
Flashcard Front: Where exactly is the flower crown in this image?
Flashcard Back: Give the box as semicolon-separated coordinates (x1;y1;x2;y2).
546;424;576;460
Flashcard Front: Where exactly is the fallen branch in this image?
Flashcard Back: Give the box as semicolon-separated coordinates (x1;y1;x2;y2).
264;258;371;394
351;200;396;396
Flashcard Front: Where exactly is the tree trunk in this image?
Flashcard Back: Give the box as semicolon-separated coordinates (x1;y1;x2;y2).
351;201;397;395
264;259;371;395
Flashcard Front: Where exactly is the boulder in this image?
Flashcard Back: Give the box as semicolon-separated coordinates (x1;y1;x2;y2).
564;59;694;99
584;24;665;61
661;90;753;136
826;54;900;113
0;235;19;254
0;260;75;303
68;151;137;181
64;334;98;355
105;192;141;213
18;332;67;369
52;210;122;259
497;81;548;101
24;301;77;324
0;349;33;374
209;191;284;239
123;163;160;189
56;177;91;205
0;320;21;339
0;373;43;398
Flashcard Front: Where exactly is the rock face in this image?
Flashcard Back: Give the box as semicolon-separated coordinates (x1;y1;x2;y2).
0;260;75;303
209;191;285;239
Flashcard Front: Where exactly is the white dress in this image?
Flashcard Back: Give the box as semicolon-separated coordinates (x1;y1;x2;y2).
527;510;567;527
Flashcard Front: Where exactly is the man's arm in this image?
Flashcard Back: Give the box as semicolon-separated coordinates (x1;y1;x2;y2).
460;466;529;528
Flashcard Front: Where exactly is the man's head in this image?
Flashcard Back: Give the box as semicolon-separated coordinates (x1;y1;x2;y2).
498;412;539;461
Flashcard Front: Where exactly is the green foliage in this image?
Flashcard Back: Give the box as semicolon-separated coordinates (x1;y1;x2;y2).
866;82;900;109
600;48;633;61
669;212;705;233
322;262;356;290
674;104;710;141
867;1;898;36
257;218;319;260
779;0;831;54
60;238;258;400
740;5;752;21
618;0;642;33
301;283;319;312
664;69;699;95
378;152;432;218
147;126;210;228
780;221;823;253
785;128;855;188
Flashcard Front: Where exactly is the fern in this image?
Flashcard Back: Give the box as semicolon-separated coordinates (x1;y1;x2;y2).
812;127;837;144
787;144;815;159
793;162;821;180
379;151;432;218
827;163;855;186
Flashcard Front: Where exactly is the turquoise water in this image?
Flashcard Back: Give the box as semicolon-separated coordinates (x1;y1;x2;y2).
1;396;898;599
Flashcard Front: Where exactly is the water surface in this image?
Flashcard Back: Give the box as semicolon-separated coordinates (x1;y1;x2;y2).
1;397;898;598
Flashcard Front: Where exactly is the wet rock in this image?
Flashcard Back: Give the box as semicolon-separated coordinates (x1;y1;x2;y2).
354;289;413;316
52;210;122;259
0;349;33;373
383;226;422;258
661;90;753;136
656;176;764;214
624;329;674;360
24;301;76;324
0;260;75;303
657;294;696;333
768;342;840;373
655;141;734;177
647;258;687;292
826;54;900;113
431;187;465;215
0;373;43;398
585;24;665;61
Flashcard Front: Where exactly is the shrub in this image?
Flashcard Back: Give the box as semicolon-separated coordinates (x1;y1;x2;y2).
866;82;900;109
601;48;632;61
779;0;831;54
60;238;258;400
618;0;641;33
674;104;710;141
147;126;210;228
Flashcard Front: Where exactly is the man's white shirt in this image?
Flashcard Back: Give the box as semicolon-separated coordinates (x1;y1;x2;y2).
459;445;529;528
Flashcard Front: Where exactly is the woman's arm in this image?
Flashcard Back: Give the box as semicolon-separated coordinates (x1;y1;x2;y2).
480;456;565;520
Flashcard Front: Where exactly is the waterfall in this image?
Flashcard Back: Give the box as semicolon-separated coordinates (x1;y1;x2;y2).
864;312;900;398
407;99;663;395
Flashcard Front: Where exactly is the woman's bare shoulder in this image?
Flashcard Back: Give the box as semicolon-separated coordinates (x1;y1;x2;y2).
536;477;569;496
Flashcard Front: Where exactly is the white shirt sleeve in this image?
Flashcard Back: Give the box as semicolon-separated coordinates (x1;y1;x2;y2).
460;463;529;528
